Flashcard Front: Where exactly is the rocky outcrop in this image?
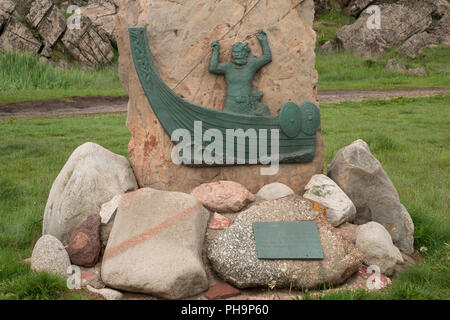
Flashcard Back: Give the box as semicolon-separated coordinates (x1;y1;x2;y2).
0;16;41;54
337;1;435;57
0;0;118;67
80;0;117;45
207;196;363;289
327;139;414;254
43;142;138;245
398;15;450;58
61;15;115;67
0;0;15;32
117;0;324;194
101;188;210;299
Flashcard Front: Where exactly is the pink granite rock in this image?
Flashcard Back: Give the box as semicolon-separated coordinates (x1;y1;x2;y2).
191;181;255;213
209;213;231;230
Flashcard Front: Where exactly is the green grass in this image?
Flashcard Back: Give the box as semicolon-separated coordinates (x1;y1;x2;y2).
0;51;126;103
316;45;450;90
0;95;449;299
314;9;355;45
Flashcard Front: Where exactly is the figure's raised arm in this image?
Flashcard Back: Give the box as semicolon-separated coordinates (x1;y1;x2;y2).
209;40;228;75
254;30;272;69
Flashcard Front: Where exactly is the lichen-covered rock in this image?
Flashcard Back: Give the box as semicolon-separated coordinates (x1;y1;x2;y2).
66;214;102;267
31;235;71;278
116;0;323;193
61;15;115;67
385;58;407;73
337;1;435;57
207;196;363;289
356;222;398;276
43;142;138;245
0;18;41;54
101;188;210;299
327;139;414;254
303;174;356;227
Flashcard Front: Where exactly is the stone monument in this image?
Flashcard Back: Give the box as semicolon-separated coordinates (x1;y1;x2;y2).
116;0;323;193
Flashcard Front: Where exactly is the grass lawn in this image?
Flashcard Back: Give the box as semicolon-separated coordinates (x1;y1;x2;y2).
0;95;448;299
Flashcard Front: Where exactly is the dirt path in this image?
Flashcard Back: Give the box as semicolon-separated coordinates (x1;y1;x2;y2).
1;87;448;118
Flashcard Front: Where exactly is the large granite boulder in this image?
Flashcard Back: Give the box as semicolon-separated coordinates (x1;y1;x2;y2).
0;18;41;54
116;0;323;194
207;196;363;289
43;142;138;245
31;235;71;278
303;174;356;227
327;139;414;254
101;188;210;299
356;222;398;276
337;1;435;57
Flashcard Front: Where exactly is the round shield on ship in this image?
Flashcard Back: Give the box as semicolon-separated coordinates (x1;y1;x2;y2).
299;102;320;136
279;102;302;138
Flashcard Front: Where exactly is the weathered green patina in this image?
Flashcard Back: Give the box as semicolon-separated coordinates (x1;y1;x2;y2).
209;31;271;116
128;27;321;165
253;221;324;260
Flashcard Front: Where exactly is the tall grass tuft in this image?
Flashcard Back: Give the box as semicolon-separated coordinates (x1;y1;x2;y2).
0;50;119;91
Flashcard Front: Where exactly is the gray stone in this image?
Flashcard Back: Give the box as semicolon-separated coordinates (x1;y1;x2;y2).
17;0;53;28
398;15;450;58
356;222;398;276
0;18;41;54
327;139;414;254
256;182;294;201
80;1;117;44
101;188;210;299
303;174;356;227
86;285;123;300
0;0;15;32
207;196;363;289
337;1;434;57
343;0;375;17
384;58;407;73
320;39;339;52
36;5;66;46
99;194;122;248
61;15;115;67
31;235;71;278
406;67;428;77
43;142;138;245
